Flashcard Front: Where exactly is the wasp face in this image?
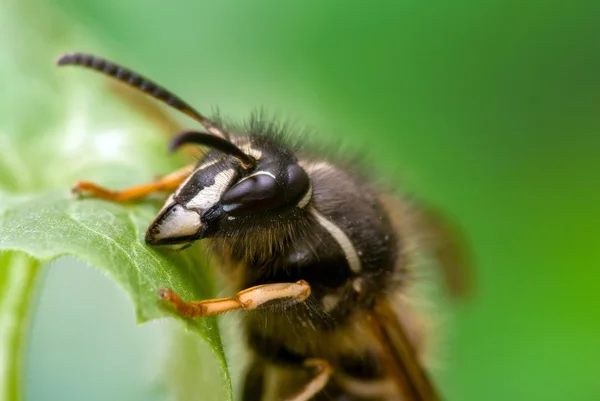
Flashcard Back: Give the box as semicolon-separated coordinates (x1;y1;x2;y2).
145;138;311;246
144;196;204;245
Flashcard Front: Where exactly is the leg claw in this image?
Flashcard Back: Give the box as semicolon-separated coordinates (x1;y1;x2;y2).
71;181;84;196
158;288;180;302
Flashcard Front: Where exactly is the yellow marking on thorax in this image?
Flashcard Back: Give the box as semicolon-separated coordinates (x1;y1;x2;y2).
310;208;362;273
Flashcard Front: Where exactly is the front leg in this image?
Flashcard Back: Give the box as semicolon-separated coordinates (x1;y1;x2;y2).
73;164;195;202
158;281;311;318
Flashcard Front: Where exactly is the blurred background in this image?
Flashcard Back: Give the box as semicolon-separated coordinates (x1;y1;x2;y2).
6;0;600;400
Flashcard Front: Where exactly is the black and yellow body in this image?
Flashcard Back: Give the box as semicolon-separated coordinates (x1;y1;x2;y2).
56;52;468;401
205;131;417;401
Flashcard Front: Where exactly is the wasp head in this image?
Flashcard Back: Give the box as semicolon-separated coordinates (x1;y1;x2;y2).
145;134;311;246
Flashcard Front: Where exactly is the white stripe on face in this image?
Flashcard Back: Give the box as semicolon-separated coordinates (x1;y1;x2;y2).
236;170;276;184
197;157;223;170
236;142;263;160
310;208;362;273
152;202;202;240
175;158;223;198
185;168;236;210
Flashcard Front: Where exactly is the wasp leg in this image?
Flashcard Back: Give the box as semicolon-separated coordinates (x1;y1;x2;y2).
283;359;332;401
73;164;195;202
158;280;311;318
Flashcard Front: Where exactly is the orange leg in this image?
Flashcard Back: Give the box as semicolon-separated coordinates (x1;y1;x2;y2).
158;281;311;318
73;164;195;202
284;359;332;401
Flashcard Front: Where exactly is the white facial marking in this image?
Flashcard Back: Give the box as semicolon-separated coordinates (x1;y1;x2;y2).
175;158;224;198
175;169;197;197
186;168;236;210
311;209;362;273
154;203;201;239
237;143;263;160
197;157;222;170
236;170;276;185
297;183;312;208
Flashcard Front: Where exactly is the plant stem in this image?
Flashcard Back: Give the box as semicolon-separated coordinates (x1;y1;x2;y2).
0;252;41;401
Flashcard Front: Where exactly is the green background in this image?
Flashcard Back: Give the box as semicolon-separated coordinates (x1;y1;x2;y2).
20;1;600;400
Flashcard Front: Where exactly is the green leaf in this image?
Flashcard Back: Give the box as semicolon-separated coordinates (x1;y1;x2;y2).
0;252;40;401
158;318;242;401
0;1;231;400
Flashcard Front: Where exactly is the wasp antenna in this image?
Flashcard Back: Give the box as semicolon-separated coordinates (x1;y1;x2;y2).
170;130;255;170
56;52;229;139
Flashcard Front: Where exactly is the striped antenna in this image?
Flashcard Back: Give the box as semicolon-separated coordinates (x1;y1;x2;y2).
56;52;228;139
169;130;255;169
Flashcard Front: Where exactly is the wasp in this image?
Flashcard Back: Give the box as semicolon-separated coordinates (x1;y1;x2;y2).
56;52;469;401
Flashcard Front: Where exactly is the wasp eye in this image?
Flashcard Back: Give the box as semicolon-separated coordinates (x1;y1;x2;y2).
221;172;277;216
221;165;309;216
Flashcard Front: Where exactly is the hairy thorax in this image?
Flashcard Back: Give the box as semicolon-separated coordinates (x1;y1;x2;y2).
207;160;406;374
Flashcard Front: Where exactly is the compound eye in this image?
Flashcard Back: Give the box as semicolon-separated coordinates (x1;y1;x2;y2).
221;172;278;216
220;165;310;217
285;164;310;203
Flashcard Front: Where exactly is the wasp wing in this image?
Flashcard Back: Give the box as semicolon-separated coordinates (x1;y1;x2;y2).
411;202;472;298
369;297;441;401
